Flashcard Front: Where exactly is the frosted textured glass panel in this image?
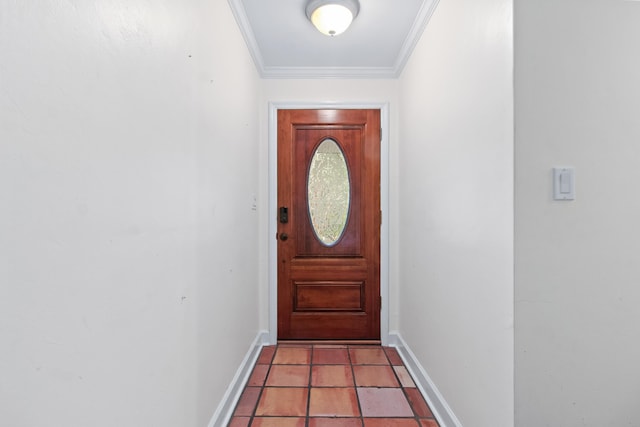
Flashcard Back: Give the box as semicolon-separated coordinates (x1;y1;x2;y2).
307;139;350;246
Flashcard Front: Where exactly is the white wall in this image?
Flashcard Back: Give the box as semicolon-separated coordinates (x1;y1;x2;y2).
193;2;261;426
398;0;514;426
0;1;260;426
515;1;640;425
259;79;401;335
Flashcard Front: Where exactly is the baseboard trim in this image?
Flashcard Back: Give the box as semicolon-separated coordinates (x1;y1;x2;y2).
388;332;463;427
207;330;270;427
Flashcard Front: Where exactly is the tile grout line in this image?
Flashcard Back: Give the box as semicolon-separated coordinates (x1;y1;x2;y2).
306;345;312;427
249;346;274;425
347;345;365;426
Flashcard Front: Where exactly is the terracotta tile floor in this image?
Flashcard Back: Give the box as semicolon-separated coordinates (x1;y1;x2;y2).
228;345;440;427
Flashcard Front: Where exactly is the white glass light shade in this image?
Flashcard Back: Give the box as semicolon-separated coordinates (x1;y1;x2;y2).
311;4;352;36
306;0;360;37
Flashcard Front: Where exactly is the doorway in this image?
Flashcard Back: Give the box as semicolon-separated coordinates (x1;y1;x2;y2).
268;103;390;344
277;109;380;340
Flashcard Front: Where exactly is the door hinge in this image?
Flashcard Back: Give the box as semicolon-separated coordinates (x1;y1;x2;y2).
380;210;383;228
380;128;382;142
378;295;382;311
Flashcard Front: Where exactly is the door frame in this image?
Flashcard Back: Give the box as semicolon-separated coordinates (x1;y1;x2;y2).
267;101;390;345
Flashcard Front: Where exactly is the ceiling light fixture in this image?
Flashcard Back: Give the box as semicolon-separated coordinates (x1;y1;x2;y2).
305;0;360;37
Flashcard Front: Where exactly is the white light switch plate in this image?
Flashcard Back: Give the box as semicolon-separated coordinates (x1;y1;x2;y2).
553;167;575;200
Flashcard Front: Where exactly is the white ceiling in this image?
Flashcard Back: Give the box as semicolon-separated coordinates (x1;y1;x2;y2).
228;0;440;78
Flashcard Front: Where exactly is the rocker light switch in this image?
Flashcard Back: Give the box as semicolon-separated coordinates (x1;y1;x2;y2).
553;167;575;200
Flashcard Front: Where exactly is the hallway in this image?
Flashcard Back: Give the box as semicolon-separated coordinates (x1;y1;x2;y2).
228;344;439;427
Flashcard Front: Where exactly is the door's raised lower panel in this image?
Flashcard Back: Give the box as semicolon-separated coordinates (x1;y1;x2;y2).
288;312;370;340
293;281;365;312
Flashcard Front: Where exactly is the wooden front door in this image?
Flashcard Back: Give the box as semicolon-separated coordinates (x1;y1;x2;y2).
277;109;381;340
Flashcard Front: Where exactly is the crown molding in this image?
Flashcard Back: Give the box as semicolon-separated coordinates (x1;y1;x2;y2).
392;0;440;77
227;0;265;73
228;0;439;79
261;65;398;79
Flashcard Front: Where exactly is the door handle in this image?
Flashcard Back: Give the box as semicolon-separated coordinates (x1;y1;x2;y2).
279;233;288;241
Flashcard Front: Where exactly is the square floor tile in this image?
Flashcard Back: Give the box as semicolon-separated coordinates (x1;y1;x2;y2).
233;387;261;417
313;348;350;364
405;388;434;418
309;418;363;427
251;417;306;427
312;365;355;387
265;365;310;386
393;366;416;388
363;419;420;427
353;365;399;387
257;346;276;364
228;416;250;427
383;347;404;365
273;347;311;365
357;388;413;417
349;348;389;365
247;364;269;387
255;387;308;416
309;387;360;417
228;345;439;427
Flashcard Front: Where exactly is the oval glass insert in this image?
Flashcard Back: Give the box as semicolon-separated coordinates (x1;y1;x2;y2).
307;138;351;246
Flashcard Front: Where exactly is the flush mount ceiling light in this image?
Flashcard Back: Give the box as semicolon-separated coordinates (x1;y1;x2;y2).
305;0;360;37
